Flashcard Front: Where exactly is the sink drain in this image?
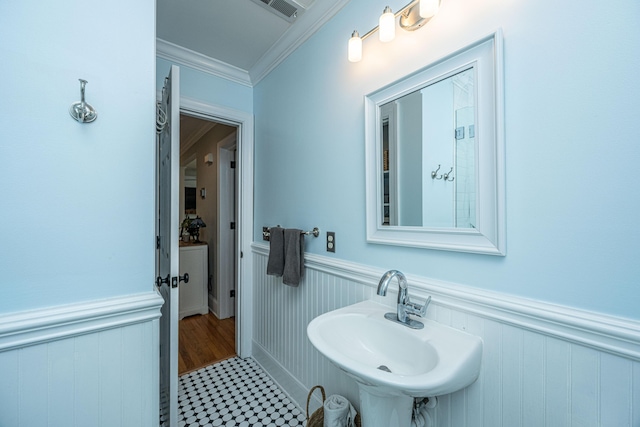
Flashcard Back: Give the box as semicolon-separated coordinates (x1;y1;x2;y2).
377;365;392;373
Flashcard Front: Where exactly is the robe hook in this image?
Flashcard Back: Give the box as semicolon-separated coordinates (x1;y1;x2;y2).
69;79;97;123
431;164;442;180
443;167;455;182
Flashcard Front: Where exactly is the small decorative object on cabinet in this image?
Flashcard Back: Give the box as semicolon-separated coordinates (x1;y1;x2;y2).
179;242;209;319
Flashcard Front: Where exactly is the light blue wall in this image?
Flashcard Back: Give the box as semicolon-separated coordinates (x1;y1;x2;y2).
253;0;640;319
156;58;253;114
0;0;156;314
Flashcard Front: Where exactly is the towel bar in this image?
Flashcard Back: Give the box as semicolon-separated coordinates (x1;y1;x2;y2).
263;226;320;241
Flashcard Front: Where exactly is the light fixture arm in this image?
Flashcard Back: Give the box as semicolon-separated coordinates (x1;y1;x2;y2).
348;0;440;62
358;0;421;42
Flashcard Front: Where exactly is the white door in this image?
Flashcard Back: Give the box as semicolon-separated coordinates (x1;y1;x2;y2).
157;65;180;427
218;142;236;319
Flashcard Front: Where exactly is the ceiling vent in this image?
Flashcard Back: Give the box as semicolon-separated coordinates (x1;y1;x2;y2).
250;0;307;23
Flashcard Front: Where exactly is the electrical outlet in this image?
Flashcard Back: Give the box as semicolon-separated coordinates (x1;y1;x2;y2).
326;232;335;253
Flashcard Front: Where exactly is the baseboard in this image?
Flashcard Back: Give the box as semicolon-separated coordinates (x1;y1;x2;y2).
0;291;164;352
209;295;220;318
252;341;315;412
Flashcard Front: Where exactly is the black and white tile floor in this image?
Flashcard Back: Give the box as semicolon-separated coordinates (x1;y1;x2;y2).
177;357;307;427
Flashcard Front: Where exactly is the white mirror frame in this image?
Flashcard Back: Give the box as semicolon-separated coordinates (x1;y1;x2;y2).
365;30;505;255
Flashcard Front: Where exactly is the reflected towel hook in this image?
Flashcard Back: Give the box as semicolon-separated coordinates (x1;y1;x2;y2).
69;79;97;123
431;164;442;180
443;167;455;182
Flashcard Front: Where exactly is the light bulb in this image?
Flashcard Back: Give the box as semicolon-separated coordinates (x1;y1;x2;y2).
419;0;439;19
348;31;362;62
378;6;395;43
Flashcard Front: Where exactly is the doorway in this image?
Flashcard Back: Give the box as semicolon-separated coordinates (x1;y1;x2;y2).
177;96;254;363
178;113;238;374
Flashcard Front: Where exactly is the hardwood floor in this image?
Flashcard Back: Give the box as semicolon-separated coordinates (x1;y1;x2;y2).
178;312;236;375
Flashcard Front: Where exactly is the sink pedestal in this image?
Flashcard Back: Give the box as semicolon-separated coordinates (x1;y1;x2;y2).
358;383;413;427
307;300;483;426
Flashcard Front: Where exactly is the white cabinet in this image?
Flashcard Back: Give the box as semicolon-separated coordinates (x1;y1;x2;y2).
179;243;208;319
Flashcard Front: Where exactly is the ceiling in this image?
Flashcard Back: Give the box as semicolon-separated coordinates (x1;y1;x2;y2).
159;0;350;150
179;114;235;155
156;0;350;86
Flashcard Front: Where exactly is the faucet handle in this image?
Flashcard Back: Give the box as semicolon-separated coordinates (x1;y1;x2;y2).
404;296;431;317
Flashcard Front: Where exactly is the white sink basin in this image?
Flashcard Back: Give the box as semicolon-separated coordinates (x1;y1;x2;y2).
307;300;482;398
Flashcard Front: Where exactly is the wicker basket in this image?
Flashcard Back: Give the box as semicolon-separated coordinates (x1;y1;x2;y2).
305;385;361;427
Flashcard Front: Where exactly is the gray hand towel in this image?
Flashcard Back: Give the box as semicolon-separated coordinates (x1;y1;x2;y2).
283;228;304;287
266;227;284;276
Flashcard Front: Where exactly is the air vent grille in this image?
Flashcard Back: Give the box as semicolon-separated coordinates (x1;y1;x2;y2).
251;0;304;23
270;0;297;18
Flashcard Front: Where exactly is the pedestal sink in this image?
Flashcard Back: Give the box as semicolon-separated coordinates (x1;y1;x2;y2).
307;300;482;427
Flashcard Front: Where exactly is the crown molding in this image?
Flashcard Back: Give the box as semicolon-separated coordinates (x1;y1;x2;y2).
156;0;350;88
156;38;253;87
250;0;350;84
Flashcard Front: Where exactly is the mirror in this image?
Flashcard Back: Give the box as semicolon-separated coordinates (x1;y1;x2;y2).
184;159;197;214
381;67;476;228
365;31;505;255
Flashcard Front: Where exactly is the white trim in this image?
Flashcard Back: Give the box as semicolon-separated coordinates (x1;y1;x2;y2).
252;243;640;361
249;0;351;85
180;96;254;359
156;38;252;87
217;132;237;151
156;0;350;87
0;291;164;352
365;30;506;255
252;343;312;410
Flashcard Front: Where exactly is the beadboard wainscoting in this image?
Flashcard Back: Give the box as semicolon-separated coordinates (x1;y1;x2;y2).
251;243;640;426
0;291;164;427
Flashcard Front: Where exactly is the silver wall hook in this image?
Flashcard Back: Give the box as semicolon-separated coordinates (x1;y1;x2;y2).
431;164;442;180
69;79;97;123
443;166;455;182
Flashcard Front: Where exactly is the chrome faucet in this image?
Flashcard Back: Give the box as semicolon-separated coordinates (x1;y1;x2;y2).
377;270;431;329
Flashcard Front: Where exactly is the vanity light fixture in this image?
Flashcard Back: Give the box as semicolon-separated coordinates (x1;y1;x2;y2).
348;31;363;62
348;0;441;63
379;6;396;42
420;0;439;18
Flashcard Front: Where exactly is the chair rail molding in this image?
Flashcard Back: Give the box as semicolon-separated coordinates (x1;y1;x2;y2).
252;243;640;361
0;291;164;352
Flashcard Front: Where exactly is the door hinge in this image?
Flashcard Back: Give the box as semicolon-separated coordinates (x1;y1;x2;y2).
230;290;235;298
156;236;160;249
230;161;236;169
230;222;236;230
240;251;244;258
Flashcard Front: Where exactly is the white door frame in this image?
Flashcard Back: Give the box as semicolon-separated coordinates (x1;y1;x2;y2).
180;96;253;358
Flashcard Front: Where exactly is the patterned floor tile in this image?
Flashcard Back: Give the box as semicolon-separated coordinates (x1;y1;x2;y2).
176;357;306;427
